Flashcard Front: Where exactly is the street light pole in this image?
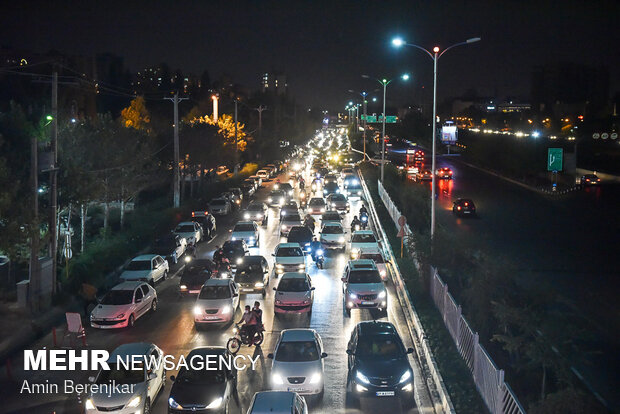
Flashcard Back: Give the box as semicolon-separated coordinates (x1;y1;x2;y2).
381;80;387;182
392;36;480;241
362;93;367;160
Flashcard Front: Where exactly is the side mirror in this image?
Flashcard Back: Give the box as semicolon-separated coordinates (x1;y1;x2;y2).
170;375;176;382
407;348;414;354
267;353;274;359
311;287;315;290
341;277;347;282
321;352;328;358
345;349;353;356
88;376;95;383
271;253;275;257
273;287;277;291
233;293;239;297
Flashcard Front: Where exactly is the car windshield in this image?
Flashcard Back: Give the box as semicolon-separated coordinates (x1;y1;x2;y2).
322;212;340;221
278;278;310;292
210;199;226;206
330;194;346;202
349;270;382;284
247;204;263;211
276;247;303;257
360;254;385;263
270;190;284;197
126;260;151;271
322;225;343;234
280;183;293;191
352;233;376;243
198;285;231;299
325;183;338;189
283;214;301;222
288;228;312;239
356;334;405;359
100;290;133;305
309;199;324;206
96;363;144;384
176;225;195;233
234;223;255;232
275;341;319;362
176;366;227;384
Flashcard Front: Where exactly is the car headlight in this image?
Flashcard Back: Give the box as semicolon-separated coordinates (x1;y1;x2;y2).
206;397;223;409
276;263;284;268
236;258;243;265
320;208;325;213
232;236;237;241
221;305;231;315
399;369;412;383
338;237;345;243
268;197;273;202
281;224;287;230
298;263;306;269
272;373;284;385
257;213;263;218
179;284;187;290
310;372;322;384
244;213;250;219
85;398;95;410
289;190;293;195
116;313;125;319
356;371;370;384
316;249;324;255
126;395;141;408
193;306;202;316
281;210;287;216
378;291;386;299
168;397;182;409
349;293;357;299
280;197;285;203
255;282;264;288
249;236;255;241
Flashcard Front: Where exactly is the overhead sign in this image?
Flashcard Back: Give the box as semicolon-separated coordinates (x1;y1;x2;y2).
362;114;377;123
441;125;458;143
547;148;563;171
363;115;397;123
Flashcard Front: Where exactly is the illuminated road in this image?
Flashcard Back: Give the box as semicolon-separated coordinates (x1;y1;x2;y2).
4;167;434;413
389;146;620;409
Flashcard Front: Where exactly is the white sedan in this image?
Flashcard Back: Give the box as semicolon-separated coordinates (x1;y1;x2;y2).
120;254;169;285
268;329;327;398
174;221;203;244
349;230;380;259
231;221;260;247
90;282;157;329
194;279;240;326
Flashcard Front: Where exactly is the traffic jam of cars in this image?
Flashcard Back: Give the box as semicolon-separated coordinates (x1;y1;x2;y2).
83;129;420;414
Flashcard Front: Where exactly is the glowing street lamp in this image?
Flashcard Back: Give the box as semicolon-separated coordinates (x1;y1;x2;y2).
392;36;480;241
211;95;219;122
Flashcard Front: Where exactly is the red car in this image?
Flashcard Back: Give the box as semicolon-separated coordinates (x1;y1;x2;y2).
436;167;453;179
417;170;433;181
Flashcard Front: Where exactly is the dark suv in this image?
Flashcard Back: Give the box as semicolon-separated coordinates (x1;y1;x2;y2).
346;321;415;409
286;226;314;254
222;240;249;267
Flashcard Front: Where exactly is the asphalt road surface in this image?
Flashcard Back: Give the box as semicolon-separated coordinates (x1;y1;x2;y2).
3;167;434;414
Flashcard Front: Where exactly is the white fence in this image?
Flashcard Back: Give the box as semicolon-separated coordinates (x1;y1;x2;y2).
377;180;526;414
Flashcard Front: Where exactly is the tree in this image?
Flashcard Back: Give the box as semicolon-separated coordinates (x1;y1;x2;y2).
120;96;151;132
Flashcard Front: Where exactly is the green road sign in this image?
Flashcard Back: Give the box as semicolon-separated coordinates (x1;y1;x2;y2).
547;148;563;171
361;114;377;122
385;116;397;123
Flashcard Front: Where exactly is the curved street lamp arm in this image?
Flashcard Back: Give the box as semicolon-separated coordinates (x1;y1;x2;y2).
404;43;434;59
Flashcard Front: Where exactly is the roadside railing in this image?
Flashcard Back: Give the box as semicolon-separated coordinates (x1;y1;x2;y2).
377;179;527;414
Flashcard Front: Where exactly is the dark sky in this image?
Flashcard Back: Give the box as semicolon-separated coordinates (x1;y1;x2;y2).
2;0;619;110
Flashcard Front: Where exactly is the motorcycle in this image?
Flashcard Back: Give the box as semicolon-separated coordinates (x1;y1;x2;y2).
360;212;369;230
299;189;307;203
313;249;325;269
226;324;264;354
299;180;305;190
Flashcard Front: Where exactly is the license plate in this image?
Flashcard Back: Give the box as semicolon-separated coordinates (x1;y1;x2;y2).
288;387;307;393
242;288;254;292
376;391;395;397
204;316;219;320
361;301;375;305
463;211;471;214
189;290;200;294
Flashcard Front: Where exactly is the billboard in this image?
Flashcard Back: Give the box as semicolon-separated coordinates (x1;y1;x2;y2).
441;124;457;143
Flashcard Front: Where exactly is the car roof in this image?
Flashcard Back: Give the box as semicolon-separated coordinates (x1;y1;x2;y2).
186;346;227;358
109;342;155;360
250;391;296;412
352;230;374;235
235;221;256;226
280;328;317;342
205;278;233;286
238;255;264;264
277;243;302;249
350;259;376;268
111;281;145;290
280;272;308;280
132;254;157;261
177;221;195;226
357;320;398;335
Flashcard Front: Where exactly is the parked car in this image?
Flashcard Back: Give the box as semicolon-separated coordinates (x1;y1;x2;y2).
342;259;387;317
84;343;165;413
256;169;270;181
326;193;349;213
248;175;263;188
174;221;203;245
244;202;268;226
235;255;269;296
152;234;186;265
179;259;214;297
120;254;169;285
267;329;327;399
345;321;415;408
90;282;157;329
193;278;239;326
247;391;308;414
286;226;314;254
168;347;237;414
273;273;315;315
280;212;303;237
272;243;306;276
231;221;260;247
349;230;380;259
320;222;346;252
209;198;232;215
452;198;476;217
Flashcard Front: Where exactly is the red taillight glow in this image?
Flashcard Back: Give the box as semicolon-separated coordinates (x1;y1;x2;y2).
464;202;468;206
191;212;195;217
457;206;461;210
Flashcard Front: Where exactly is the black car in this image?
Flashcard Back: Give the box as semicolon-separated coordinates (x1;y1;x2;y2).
152;234;185;265
317;167;329;178
452;198;476;217
322;181;340;196
278;182;294;197
179;259;214;297
241;184;256;198
581;174;601;186
234;255;270;296
287;226;314;254
346;321;415;409
168;347;237;414
222;240;249;267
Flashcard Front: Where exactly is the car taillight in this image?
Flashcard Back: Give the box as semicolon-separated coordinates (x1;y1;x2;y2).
457;206;461;210
464;202;468;206
191;212;195;217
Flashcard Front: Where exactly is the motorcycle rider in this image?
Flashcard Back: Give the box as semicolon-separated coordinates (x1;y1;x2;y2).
299;176;305;190
212;245;224;264
252;301;264;333
237;305;258;343
351;215;362;231
304;214;316;231
216;257;231;277
309;237;322;262
359;204;368;216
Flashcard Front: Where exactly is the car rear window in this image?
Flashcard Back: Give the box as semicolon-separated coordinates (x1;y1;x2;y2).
352;233;376;243
276;247;303;257
234;223;255;232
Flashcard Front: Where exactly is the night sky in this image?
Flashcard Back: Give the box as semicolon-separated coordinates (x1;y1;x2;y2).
2;0;619;109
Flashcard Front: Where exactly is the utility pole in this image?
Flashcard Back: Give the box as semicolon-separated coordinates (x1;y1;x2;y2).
254;105;267;141
234;98;239;173
165;92;188;208
381;81;387;182
362;93;367;160
30;134;40;311
50;70;58;294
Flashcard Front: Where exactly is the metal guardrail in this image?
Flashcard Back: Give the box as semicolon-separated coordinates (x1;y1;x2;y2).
376;180;527;414
358;170;455;414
